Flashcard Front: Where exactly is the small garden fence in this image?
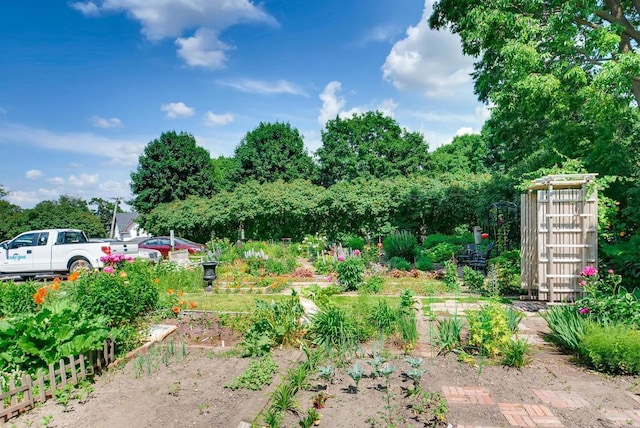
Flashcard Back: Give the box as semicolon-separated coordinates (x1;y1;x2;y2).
1;339;115;422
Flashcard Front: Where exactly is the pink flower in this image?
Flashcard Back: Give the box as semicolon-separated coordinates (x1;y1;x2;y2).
581;266;598;277
607;269;614;274
579;307;590;315
353;249;361;256
579;280;587;287
326;276;332;282
103;266;115;274
337;255;345;261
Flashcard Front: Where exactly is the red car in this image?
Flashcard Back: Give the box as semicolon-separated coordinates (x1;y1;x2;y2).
136;236;205;258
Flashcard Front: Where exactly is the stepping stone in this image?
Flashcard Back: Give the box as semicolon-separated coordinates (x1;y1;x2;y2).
498;403;563;427
442;386;494;405
533;389;588;408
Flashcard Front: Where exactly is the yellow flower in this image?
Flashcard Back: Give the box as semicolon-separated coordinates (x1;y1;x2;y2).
154;278;160;284
167;289;174;294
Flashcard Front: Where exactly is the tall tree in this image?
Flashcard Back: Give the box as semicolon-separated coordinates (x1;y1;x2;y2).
430;134;488;175
316;111;429;186
0;185;24;241
22;196;105;238
234;122;316;184
89;197;122;237
130;131;216;215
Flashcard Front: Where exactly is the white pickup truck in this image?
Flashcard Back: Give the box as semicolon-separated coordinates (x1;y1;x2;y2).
0;229;159;279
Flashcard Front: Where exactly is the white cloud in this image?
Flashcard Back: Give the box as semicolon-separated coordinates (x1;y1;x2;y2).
91;115;122;128
456;127;475;136
71;0;277;68
317;81;397;126
204;111;234;126
219;79;307;96
70;1;99;15
176;28;230;69
382;0;475;98
161;102;195;119
0;123;145;166
47;177;66;185
359;25;397;45
26;169;42;180
67;173;99;187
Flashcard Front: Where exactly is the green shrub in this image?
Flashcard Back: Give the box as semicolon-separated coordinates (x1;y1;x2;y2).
488;250;521;295
415;256;434;272
466;302;511;358
313;256;336;275
388;256;412;271
424;243;460;263
463;266;485;291
343;236;365;251
369;300;398;334
383;231;417;261
0;281;39;317
501;338;531;369
436;316;465;354
309;306;358;353
358;275;384;294
336;257;365;291
443;260;459;291
581;322;640;375
540;304;585;353
264;257;297;275
421;233;473;249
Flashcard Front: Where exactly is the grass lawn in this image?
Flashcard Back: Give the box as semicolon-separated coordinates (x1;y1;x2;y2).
182;293;291;312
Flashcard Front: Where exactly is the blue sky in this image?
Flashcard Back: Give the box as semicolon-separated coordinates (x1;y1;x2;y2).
0;0;488;209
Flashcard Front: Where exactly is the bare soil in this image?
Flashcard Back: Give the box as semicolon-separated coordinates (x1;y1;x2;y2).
10;307;640;428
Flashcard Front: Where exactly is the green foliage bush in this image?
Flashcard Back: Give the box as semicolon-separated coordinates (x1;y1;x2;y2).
358;275;384;294
264;257;297;275
487;250;521;294
0;300;110;374
580;322;640;375
313;256;336;275
369;300;398;334
421;233;473;249
415;256;434;272
466;302;510;358
0;281;39;317
443;260;459;291
463;266;485;291
336;257;365;291
424;243;460;263
388;256;412;271
343;236;365;251
309;305;358;353
383;231;417;261
541;305;585;353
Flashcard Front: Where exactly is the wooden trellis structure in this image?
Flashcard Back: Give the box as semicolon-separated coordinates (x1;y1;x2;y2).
521;174;598;302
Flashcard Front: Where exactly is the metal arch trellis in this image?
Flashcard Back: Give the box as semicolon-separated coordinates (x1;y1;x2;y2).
486;201;520;256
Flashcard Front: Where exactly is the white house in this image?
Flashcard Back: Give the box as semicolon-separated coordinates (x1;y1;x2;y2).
113;213;149;241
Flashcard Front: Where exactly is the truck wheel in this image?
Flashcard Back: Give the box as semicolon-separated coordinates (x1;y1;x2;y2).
69;258;92;273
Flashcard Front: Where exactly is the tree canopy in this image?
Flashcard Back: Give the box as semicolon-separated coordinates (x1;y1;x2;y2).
234;122;316;184
316;111;429;186
130;131;216;215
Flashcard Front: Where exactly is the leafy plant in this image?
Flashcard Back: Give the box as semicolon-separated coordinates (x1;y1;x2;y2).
367;355;387;379
436;316;465;354
504;307;524;333
425;242;460;263
405;367;427;394
408;390;449;425
443;260;459;291
0;281;39;317
466;301;510;358
359;275;384;294
501;338;532;369
369;300;398;335
388;256;412;271
541;304;586;353
336;257;365;291
346;362;364;392
398;312;418;353
463;266;485;291
317;365;334;384
269;382;299;414
415;256;434;272
383;231;418;261
224;355;277;390
580;322;640;375
310;306;358;353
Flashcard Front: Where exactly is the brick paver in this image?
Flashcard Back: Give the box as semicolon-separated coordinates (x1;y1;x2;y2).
442;386;495;404
498;403;564;427
600;408;640;426
533;389;589;408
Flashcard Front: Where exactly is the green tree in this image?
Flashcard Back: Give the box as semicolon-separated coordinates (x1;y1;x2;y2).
430;134;488;175
89;197;121;236
210;155;240;192
234;122;316;184
22;196;105;238
130;131;216;215
316;111;429;186
0;185;24;241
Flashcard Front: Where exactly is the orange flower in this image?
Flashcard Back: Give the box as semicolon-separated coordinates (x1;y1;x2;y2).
53;277;61;283
50;282;60;291
172;306;180;314
189;301;198;309
33;287;47;304
67;272;80;281
167;289;174;294
177;291;184;297
119;271;128;278
620;231;626;237
153;278;160;284
179;300;186;306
